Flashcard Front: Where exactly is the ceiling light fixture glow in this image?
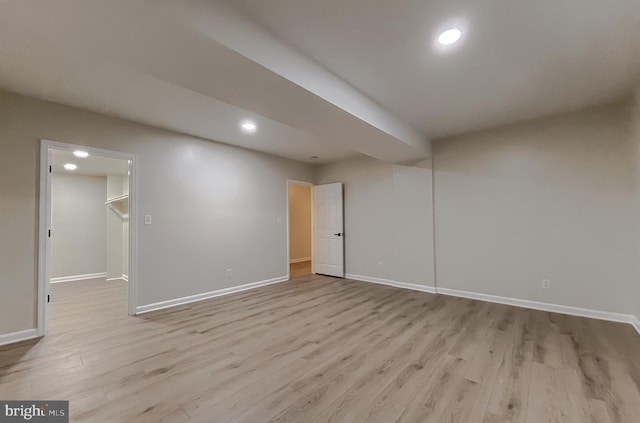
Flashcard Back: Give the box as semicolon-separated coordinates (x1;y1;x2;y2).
73;150;89;158
438;28;462;46
240;120;257;133
64;163;77;171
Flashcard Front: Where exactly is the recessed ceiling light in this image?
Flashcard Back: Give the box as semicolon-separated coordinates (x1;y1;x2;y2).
438;28;462;46
73;150;89;158
64;163;77;171
240;120;257;133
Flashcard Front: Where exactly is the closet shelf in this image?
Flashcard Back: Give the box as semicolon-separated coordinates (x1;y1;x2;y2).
105;194;129;205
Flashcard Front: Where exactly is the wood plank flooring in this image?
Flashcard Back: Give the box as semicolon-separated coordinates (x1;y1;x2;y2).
1;275;639;422
290;260;312;277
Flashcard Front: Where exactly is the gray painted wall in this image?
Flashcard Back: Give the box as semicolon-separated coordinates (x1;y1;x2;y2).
318;101;638;319
106;174;129;280
51;173;107;278
0;90;315;334
632;88;640;321
317;157;435;288
2;88;637;337
433;102;636;315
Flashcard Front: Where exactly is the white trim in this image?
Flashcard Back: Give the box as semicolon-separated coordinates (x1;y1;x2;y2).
346;273;436;294
105;194;129;204
438;287;638;327
136;276;288;314
0;329;40;347
37;143;52;337
38;139;139;339
289;257;311;264
122;274;129;282
106;203;126;219
127;152;139;316
51;272;107;283
345;273;639;335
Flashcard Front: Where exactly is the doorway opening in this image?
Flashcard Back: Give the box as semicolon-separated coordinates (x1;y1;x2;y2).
287;181;313;278
38;140;137;336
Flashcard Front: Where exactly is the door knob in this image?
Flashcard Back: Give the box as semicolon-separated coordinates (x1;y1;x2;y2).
334;233;343;236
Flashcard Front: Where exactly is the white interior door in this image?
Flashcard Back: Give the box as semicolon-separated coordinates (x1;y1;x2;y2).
313;183;344;277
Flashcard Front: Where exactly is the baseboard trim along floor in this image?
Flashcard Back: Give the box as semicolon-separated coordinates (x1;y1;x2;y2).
347;273;640;336
345;273;436;294
136;276;289;314
0;328;40;347
51;272;107;283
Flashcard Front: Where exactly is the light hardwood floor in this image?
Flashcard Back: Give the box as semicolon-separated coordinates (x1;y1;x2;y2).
290;260;312;277
1;276;639;422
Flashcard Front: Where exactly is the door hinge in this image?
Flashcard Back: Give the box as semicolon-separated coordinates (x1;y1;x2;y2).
48;229;51;238
47;294;50;303
49;165;52;173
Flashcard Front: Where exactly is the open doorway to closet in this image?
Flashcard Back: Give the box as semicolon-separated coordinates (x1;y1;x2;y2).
287;181;313;278
38;140;137;337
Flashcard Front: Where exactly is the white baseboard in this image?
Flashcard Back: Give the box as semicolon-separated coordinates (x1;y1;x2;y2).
344;274;639;335
438;287;639;328
0;329;40;347
51;272;107;283
289;257;311;264
136;276;289;314
345;273;436;294
106;274;129;282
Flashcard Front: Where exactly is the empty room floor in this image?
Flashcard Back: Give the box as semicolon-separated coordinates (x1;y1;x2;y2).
1;277;639;422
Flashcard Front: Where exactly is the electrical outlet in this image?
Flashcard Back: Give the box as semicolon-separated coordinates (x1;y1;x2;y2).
227;269;232;278
541;279;551;289
144;215;152;225
277;216;283;224
378;261;384;269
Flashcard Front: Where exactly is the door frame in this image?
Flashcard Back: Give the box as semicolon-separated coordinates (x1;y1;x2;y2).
286;179;314;279
37;139;139;336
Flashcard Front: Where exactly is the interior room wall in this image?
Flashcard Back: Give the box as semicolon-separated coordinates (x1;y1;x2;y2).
0;90;315;335
433;101;637;315
288;184;311;262
316;156;435;288
50;173;107;279
106;206;123;280
107;174;125;199
632;86;640;322
123;175;130;280
106;175;125;280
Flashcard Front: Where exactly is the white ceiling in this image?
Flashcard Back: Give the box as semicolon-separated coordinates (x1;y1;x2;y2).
226;0;640;137
1;0;639;164
0;0;428;164
51;149;129;176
